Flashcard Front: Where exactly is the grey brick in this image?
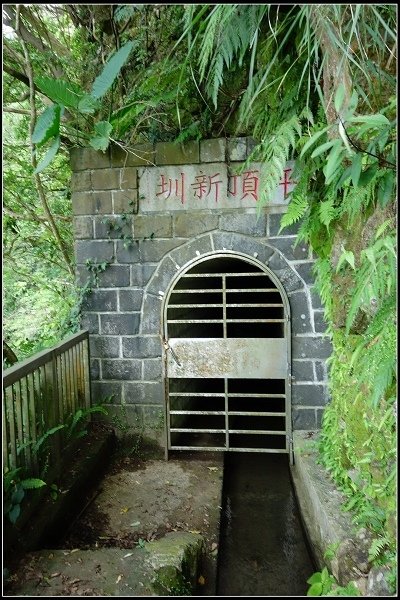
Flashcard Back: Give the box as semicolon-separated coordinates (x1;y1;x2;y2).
292;384;328;406
146;258;178;297
134;215;172;239
90;358;100;380
120;167;138;189
294;262;315;285
91;168;120;190
75;265;91;287
91;381;122;404
80;312;99;334
141;294;163;335
119;289;143;311
200;138;226;163
89;336;120;358
268;237;309;261
289;291;312;333
83;290;117;312
71;171;92;192
228;234;275;264
75;240;114;264
315;361;327;381
113;189;138;214
73;216;93;239
310;288;324;309
211;231;234;251
100;313;140;335
274;268;303;293
140;238;184;262
292;407;317;430
102;359;141;380
110;143;155;167
267;252;287;271
292;336;332;360
219;213;267;236
70;147;110;171
155;141;199;165
72;191;112;215
131;264;156;287
173;213;218;237
143;358;163;381
269;213;300;236
96;265;130;288
122;336;162;358
316;408;325;428
94;216;132;239
115;240;140;264
125;381;164;404
169;236;212;267
227;138;247;161
314;310;328;333
292;360;314;382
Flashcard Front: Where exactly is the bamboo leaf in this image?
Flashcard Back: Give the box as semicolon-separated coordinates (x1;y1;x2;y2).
91;42;134;100
310;140;338;159
300;127;330;157
34;137;60;174
350;154;362;187
334;82;345;113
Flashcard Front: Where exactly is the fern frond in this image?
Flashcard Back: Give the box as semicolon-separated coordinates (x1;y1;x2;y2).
279;193;308;231
319;197;337;230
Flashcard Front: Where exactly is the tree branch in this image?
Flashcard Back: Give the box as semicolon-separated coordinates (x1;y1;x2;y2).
15;6;74;278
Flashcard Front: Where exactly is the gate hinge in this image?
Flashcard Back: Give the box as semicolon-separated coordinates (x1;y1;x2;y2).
163;338;182;367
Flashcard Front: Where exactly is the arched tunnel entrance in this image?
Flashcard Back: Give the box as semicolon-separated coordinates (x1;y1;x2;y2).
163;252;292;460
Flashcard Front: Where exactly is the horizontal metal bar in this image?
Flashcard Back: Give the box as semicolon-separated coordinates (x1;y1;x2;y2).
171;288;279;293
168;303;283;309
169;446;226;451
228;393;286;398
167;318;285;323
228;429;286;435
170;428;225;433
228;411;286;416
170;410;226;415
3;330;89;387
228;448;288;453
182;272;270;278
169;393;225;397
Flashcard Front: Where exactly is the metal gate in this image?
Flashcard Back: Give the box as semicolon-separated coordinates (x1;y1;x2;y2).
163;252;292;460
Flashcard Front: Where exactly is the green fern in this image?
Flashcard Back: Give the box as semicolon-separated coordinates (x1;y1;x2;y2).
368;536;390;561
279;193;309;231
319;197;337;230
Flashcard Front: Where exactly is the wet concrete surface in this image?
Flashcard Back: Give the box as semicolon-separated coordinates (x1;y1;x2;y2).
216;452;316;596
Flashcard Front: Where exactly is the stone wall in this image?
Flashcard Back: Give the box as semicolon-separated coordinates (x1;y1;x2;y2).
70;137;332;439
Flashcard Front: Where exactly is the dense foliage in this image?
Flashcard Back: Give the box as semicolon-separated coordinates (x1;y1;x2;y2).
3;4;397;590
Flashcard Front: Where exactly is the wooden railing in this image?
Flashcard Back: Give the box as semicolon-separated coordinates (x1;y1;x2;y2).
3;331;91;478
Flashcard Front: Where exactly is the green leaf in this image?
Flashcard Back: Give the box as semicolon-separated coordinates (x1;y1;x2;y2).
34;137;60;174
334;83;346;113
324;143;343;182
308;583;323;596
300;127;330;158
336;249;355;272
349;114;390;126
20;478;46;489
358;163;378;187
307;573;322;585
350;154;362;187
78;94;100;114
9;504;21;524
89;121;113;152
35;77;83;108
11;485;25;505
310;140;338;159
377;171;394;207
32;104;62;147
91;42;134;100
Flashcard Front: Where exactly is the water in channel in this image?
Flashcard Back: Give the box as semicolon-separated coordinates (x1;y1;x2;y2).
216;453;315;596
